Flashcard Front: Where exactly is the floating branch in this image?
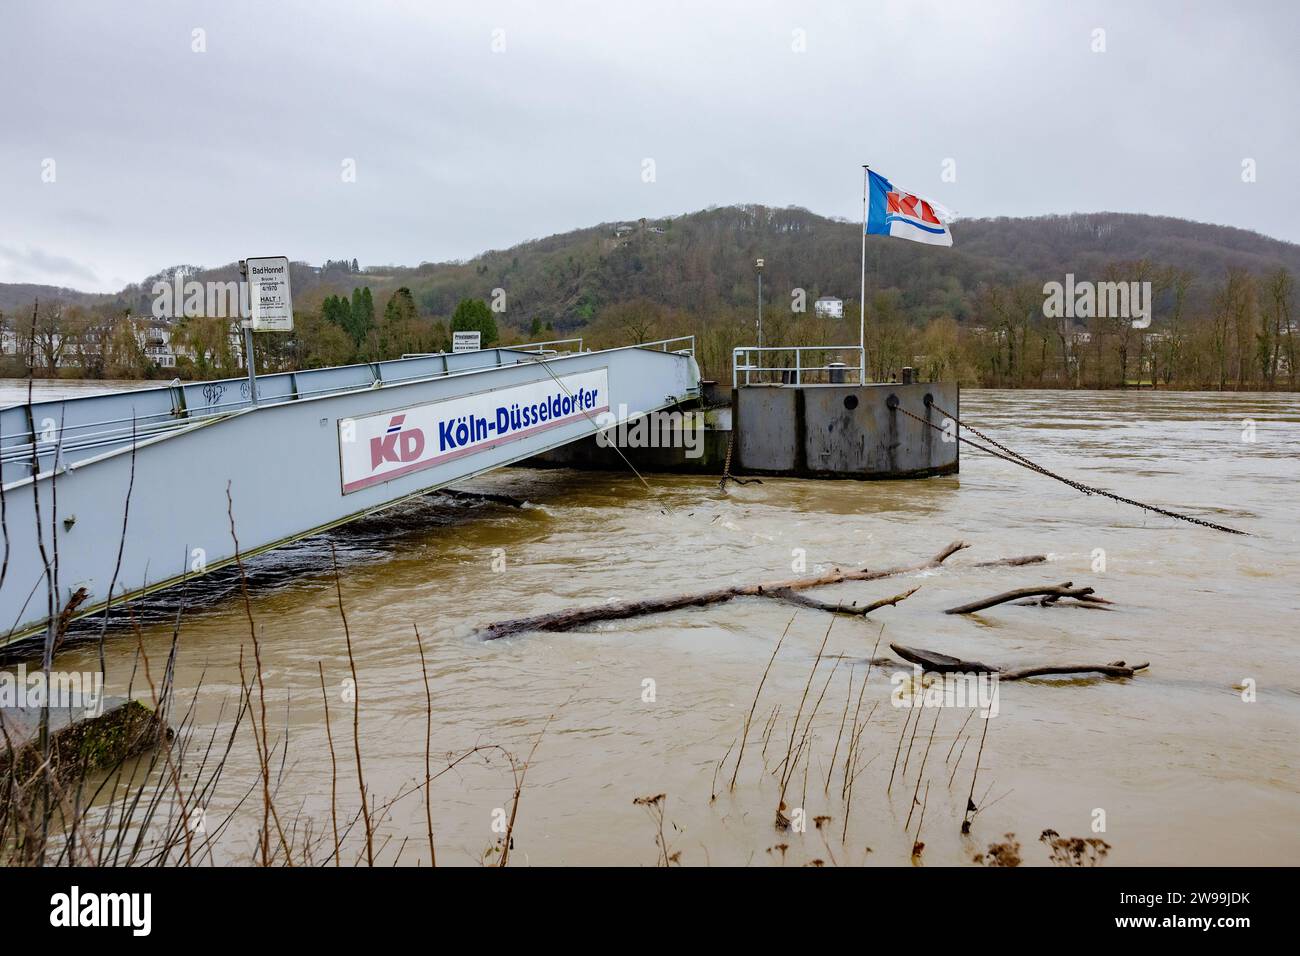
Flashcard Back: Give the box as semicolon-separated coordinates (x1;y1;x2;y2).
998;662;1147;680
944;581;1112;615
889;642;1148;681
764;586;920;617
479;541;979;640
971;555;1048;568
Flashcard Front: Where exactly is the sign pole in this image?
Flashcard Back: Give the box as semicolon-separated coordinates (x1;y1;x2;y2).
241;254;292;407
239;259;259;407
860;165;869;384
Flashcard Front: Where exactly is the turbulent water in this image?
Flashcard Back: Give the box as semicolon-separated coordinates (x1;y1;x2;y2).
5;380;1298;866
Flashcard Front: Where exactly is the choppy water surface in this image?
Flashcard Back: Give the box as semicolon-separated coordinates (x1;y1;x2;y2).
11;381;1300;866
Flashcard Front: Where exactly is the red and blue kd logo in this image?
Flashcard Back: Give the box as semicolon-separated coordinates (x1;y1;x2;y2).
371;414;425;469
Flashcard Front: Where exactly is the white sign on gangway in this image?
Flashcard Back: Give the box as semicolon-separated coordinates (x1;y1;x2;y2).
338;367;609;494
452;331;481;353
246;256;294;331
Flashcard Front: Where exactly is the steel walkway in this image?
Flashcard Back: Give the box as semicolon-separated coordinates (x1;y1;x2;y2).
0;341;700;646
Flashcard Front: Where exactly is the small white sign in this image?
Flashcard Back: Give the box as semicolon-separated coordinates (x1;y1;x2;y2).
452;331;481;353
245;256;294;331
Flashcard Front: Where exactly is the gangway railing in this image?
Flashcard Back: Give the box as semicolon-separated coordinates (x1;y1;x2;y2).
3;341;700;477
403;338;586;360
514;337;584;355
732;345;866;387
407;335;693;359
637;335;695;356
0;347;553;479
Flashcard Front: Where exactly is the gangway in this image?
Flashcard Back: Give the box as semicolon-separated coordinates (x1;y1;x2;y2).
0;342;700;646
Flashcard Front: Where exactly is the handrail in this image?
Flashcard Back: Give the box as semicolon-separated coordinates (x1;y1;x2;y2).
1;350;542;464
512;337;584;354
1;341;703;471
732;345;866;387
636;335;695;356
403;338;584;360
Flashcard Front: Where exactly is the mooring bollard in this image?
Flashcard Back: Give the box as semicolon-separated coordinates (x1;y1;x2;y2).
828;362;847;384
901;366;917;384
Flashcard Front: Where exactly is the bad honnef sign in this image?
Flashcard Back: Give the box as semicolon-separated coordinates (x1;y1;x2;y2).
246;256;294;332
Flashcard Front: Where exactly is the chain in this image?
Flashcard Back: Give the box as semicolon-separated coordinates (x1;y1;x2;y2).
719;430;761;490
894;399;1248;536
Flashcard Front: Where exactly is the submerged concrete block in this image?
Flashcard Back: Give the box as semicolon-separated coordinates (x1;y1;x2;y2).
522;381;959;480
735;382;958;479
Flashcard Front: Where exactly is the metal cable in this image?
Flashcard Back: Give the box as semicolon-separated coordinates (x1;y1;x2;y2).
894;399;1248;536
525;355;653;492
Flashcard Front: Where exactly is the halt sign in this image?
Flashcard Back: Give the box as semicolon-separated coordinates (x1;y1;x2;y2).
246;256;294;331
452;331;481;353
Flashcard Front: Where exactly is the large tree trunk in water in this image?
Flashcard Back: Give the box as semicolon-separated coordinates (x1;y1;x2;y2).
890;643;1148;681
479;542;1046;640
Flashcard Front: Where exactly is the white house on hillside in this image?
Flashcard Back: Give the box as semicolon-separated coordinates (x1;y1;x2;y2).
814;296;844;319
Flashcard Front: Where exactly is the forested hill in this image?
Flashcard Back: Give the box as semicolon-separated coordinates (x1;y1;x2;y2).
6;207;1300;334
0;283;108;315
351;207;1300;331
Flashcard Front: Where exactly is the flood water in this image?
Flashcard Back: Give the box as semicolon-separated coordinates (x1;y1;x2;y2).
6;381;1299;866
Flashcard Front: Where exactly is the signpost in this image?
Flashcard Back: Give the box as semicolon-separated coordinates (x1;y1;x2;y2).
452;331;481;353
246;256;294;331
240;256;294;407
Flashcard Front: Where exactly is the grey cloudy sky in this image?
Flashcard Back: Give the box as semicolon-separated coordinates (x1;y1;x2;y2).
2;0;1296;292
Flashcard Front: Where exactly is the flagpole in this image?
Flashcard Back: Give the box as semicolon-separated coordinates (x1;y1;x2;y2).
859;165;868;383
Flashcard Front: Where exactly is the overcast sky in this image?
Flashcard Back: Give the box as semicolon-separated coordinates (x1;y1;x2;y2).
1;0;1296;292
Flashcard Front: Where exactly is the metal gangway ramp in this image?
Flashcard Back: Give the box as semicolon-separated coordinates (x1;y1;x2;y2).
0;340;700;646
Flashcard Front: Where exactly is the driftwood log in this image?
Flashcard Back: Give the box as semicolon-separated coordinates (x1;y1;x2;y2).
889;642;1148;681
480;541;1045;640
944;581;1112;615
765;585;920;617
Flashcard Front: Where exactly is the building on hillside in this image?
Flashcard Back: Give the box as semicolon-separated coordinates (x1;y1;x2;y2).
141;318;177;368
0;315;213;370
814;296;844;319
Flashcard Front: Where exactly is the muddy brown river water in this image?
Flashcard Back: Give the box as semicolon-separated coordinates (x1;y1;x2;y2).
5;382;1298;866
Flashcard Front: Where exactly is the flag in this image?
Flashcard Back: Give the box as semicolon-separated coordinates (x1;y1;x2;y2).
865;169;953;247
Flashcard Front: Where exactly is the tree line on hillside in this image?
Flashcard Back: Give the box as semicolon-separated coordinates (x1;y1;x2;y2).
1;207;1296;389
0;289;502;381
2;265;1294;390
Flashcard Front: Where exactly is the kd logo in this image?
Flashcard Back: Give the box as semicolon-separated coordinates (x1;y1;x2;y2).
370;416;425;468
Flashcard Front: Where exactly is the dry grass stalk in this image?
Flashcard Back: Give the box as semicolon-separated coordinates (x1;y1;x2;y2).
728;613;793;791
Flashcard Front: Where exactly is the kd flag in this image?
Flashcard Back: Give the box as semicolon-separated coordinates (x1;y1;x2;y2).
865;169;953;247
